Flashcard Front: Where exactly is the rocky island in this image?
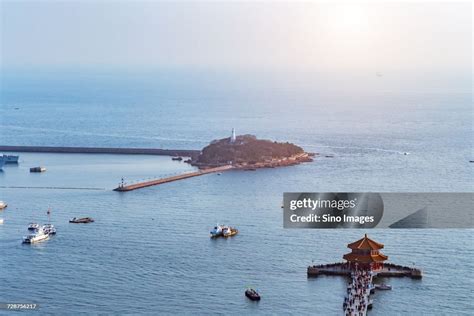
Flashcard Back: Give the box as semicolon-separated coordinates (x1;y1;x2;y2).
191;132;313;170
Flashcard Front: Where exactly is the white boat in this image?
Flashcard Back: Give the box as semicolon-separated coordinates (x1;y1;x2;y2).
28;223;40;231
375;283;392;290
0;218;4;224
210;224;225;238
0;201;7;209
42;224;56;235
22;229;50;244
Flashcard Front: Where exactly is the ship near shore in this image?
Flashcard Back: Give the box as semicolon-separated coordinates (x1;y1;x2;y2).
191;130;314;169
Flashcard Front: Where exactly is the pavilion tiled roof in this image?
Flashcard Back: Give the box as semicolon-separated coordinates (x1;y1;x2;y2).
347;234;384;250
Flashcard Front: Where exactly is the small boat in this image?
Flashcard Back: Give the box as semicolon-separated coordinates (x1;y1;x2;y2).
0;201;7;209
172;156;183;161
368;283;375;294
0;156;5;170
375;283;392;290
210;224;224;238
222;226;238;237
3;154;19;164
367;299;373;309
28;223;40;231
30;166;46;173
42;224;56;235
22;229;49;244
245;288;261;301
0;218;4;224
69;217;94;224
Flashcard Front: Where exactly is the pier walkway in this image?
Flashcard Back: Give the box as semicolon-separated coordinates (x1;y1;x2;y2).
307;262;422;315
343;270;373;316
114;165;233;191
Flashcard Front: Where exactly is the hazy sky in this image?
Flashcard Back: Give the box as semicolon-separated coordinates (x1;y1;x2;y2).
0;1;472;93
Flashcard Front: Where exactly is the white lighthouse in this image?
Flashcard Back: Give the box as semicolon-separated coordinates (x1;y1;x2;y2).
230;128;236;143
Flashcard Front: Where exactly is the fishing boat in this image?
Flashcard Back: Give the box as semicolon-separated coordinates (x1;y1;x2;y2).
375;283;392;290
22;229;49;244
30;166;46;173
69;217;94;223
43;224;57;235
28;223;40;231
0;201;7;209
245;288;261;301
3;154;19;164
222;226;238;237
210;224;224;238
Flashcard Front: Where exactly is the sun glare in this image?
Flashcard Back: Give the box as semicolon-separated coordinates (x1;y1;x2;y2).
324;4;371;35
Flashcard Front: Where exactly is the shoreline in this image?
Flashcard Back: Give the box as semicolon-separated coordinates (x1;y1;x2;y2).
192;152;315;170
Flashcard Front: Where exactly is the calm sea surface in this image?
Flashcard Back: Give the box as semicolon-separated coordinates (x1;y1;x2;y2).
0;71;472;314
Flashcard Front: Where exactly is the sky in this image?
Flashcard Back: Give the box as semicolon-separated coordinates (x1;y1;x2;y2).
0;1;472;93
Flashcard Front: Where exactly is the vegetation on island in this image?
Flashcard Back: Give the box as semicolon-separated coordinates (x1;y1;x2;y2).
195;134;305;166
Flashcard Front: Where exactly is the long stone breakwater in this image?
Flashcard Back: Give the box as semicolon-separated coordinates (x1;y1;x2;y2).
0;145;200;158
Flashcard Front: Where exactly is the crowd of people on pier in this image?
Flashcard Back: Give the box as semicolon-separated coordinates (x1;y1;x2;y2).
343;269;373;316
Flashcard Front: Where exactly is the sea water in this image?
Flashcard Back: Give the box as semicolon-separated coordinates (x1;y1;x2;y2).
0;70;472;314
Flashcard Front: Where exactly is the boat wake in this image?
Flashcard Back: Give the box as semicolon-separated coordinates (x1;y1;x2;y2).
302;144;409;155
0;124;207;145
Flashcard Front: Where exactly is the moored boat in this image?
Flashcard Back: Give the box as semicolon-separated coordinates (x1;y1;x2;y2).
30;166;46;173
22;229;49;244
43;224;57;235
0;156;5;170
69;217;94;223
172;156;183;161
0;218;4;224
367;299;373;309
245;288;261;301
0;201;7;209
3;154;19;164
375;283;392;290
210;224;224;238
28;223;40;231
222;226;238;237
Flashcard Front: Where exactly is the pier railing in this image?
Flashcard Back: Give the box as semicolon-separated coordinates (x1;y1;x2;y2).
114;165;233;191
